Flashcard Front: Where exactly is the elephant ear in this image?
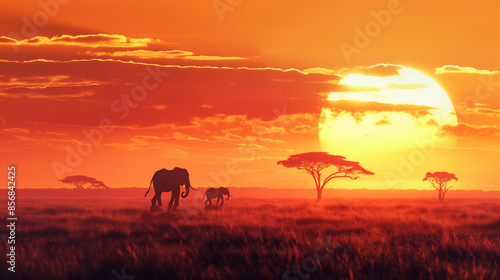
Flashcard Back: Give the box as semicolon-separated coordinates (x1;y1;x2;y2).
172;167;189;185
180;169;189;183
174;167;189;176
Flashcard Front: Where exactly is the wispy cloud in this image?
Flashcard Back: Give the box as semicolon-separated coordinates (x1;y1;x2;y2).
440;123;500;139
0;34;156;48
3;128;29;134
89;50;246;61
0;58;324;75
0;75;102;89
435;65;499;75
322;100;437;120
339;64;403;77
456;104;500;119
0;90;95;100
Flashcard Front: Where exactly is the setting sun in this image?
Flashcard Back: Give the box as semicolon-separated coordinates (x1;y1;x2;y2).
320;64;457;160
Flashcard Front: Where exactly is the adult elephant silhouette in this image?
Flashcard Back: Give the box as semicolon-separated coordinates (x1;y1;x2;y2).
144;167;197;211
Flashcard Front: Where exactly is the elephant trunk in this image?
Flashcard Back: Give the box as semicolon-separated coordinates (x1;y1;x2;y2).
226;193;231;200
181;182;190;198
181;178;198;198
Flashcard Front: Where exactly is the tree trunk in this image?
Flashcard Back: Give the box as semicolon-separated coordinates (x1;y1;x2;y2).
316;187;322;202
438;191;445;203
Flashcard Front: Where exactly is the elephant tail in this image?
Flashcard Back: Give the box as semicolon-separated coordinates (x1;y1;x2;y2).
144;176;154;198
202;191;206;200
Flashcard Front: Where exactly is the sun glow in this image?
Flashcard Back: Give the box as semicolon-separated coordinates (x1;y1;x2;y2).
329;67;457;124
319;65;458;172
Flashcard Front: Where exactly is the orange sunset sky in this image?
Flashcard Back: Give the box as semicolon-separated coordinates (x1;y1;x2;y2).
1;0;499;190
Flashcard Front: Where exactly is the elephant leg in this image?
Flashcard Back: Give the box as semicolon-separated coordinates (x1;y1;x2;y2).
219;196;224;208
171;188;180;211
157;191;163;206
151;193;158;207
167;192;175;212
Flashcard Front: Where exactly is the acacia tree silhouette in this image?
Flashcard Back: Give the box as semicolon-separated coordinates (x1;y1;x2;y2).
277;152;374;202
423;171;457;202
59;175;109;189
88;180;110;189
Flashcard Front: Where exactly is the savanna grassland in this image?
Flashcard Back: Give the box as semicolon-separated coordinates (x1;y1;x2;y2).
1;195;499;280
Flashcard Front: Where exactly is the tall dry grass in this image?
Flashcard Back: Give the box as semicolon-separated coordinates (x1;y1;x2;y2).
1;197;499;279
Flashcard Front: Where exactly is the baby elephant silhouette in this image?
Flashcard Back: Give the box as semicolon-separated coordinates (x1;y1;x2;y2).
203;187;232;209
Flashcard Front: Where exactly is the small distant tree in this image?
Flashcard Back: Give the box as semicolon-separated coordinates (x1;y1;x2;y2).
59;175;109;189
277;152;374;202
423;171;458;202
